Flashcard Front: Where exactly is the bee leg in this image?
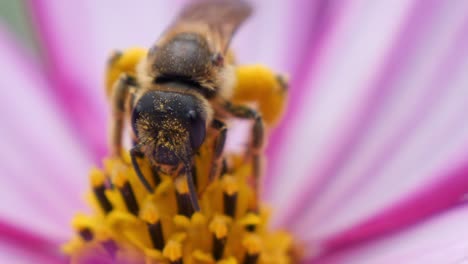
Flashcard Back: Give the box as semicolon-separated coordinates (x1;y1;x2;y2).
130;146;153;193
185;165;201;212
223;103;264;211
209;119;228;182
105;47;147;97
232;65;288;126
110;74;137;157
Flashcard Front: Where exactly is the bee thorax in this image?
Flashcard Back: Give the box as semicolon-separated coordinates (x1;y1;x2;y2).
151;33;212;81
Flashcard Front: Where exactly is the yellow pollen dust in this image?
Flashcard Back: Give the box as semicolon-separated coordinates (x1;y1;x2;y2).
64;146;296;263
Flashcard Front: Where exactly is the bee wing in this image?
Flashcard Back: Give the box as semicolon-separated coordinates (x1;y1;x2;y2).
176;0;252;53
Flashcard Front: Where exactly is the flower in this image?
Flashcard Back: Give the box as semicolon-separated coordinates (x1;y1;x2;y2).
1;0;468;263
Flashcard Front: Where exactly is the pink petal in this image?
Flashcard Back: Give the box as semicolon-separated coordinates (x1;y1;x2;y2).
314;202;468;263
266;0;419;223
265;0;352;177
234;0;314;72
321;155;468;253
0;220;66;264
265;0;468;243
0;27;91;240
292;0;468;244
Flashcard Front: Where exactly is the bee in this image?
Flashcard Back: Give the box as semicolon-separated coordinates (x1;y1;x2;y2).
108;0;287;212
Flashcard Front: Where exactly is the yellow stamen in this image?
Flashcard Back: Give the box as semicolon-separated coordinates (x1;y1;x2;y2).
113;169;128;189
242;234;262;255
222;175;239;195
141;206;160;224
175;176;189;194
209;215;229;239
163;240;183;262
89;168;106;187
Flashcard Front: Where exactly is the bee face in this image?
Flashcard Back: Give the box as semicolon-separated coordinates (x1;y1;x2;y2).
132;90;207;166
148;33;219;82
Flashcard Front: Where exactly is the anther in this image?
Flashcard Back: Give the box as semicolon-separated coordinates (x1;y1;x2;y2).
114;174;139;216
242;235;262;264
78;228;93;242
175;177;195;218
209;216;229;260
241;213;261;232
222;176;239;218
90;169;113;213
141;207;165;250
163;240;183;264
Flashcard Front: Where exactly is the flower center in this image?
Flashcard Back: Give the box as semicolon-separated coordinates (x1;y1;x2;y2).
63;146;296;263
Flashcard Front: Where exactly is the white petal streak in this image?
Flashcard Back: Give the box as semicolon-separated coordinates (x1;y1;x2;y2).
296;0;468;238
267;0;413;226
316;203;468;264
233;0;293;72
88;0;179;71
314;46;468;242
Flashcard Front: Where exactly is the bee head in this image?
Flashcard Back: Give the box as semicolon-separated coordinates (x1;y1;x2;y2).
132;90;208;166
146;32;223;83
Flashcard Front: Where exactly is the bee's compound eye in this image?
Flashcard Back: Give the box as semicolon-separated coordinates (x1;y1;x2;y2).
187;110;206;149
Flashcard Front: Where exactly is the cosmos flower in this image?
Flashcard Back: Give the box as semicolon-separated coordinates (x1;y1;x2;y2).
1;0;468;263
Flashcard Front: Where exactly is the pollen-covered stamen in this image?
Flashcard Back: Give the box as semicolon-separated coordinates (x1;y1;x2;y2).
242;235;262;264
66;155;295;262
90;169;113;213
141;207;165;250
222;176;238;218
114;173;139;215
209;215;229;260
163;240;183;264
175;176;195;218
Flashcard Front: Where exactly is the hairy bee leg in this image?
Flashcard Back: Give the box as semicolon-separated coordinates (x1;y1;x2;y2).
224;103;264;210
130;146;153;193
110;74;137;157
105;48;147;97
209;119;228;182
232;65;288;126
